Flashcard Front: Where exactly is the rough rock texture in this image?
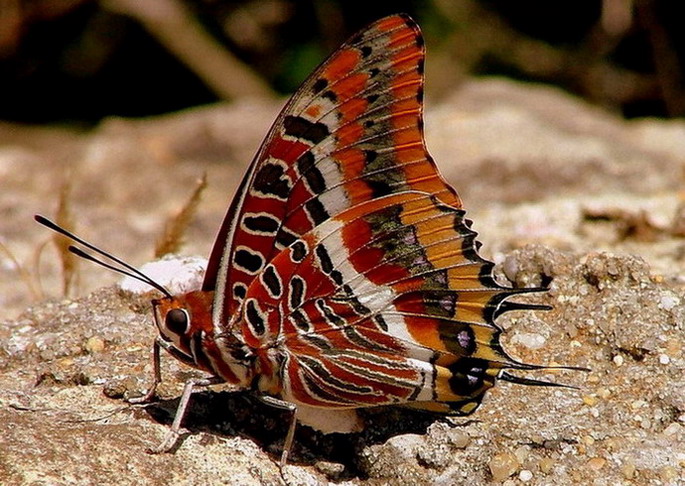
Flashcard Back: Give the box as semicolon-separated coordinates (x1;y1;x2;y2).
1;79;685;485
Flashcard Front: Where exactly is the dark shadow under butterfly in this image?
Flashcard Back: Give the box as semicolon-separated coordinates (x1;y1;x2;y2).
36;13;585;469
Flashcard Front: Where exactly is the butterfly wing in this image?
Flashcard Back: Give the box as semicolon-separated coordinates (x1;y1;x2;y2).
203;15;461;327
239;192;544;413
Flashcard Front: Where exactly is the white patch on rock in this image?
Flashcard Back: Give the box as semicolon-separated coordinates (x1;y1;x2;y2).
118;255;207;295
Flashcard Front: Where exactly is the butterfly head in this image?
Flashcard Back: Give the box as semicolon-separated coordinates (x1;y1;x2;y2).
152;291;213;363
153;291;256;386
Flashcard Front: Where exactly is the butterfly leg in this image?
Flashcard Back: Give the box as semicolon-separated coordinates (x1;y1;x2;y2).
256;395;298;468
127;337;164;404
148;375;224;454
148;376;224;454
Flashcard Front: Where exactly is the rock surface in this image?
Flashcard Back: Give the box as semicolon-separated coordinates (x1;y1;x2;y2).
1;79;685;485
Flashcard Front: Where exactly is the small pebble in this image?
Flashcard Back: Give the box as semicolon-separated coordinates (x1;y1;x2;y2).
539;457;555;474
621;461;636;479
658;292;679;311
519;470;533;482
587;457;606;470
586;374;600;384
448;430;470;449
613;355;624;366
666;339;682;357
103;380;127;399
662;422;681;436
489;452;518;481
631;400;646;409
582;395;597;406
85;336;105;354
315;461;345;478
659;354;670;365
514;445;530;463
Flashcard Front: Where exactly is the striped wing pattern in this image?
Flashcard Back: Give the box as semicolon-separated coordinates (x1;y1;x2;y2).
205;14;545;415
204;15;461;325
239;192;538;414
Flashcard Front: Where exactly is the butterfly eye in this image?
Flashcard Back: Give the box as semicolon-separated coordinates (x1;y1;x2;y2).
165;308;189;335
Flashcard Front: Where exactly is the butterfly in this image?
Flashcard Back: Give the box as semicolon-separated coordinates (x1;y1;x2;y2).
36;13;570;467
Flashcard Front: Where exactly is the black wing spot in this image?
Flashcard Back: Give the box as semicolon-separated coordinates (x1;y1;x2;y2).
439;322;477;355
417;58;425;75
350;33;364;45
276;227;298;249
305;198;329;226
290;240;308;262
424;290;457;317
374;315;389;332
312;78;328;94
243;213;280;235
245;299;266;335
290;309;311;332
316;299;345;327
253;162;291;200
289;276;306;309
416;86;424;103
322;90;338;103
234;248;264;274
297;152;327;194
448;358;490;396
283;115;330;144
360;45;372;58
233;283;247;300
315;244;334;274
330;269;344;285
261;265;282;298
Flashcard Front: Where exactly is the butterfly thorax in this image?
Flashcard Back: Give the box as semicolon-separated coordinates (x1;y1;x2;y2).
222;299;287;397
153;291;257;388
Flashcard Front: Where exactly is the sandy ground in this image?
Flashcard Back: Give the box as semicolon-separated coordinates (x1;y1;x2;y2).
1;79;684;485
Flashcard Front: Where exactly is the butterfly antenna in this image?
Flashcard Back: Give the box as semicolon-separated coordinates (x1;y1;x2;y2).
35;215;172;298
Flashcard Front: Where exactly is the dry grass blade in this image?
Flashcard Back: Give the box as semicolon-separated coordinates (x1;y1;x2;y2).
55;177;79;297
155;173;208;257
0;239;43;300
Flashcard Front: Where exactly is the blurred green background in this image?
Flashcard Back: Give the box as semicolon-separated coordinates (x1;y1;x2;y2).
1;0;682;124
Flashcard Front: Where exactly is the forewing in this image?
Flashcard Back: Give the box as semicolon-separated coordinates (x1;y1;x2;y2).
204;14;461;327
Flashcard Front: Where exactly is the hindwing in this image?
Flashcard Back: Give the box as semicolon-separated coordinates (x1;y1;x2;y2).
240;192;544;414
